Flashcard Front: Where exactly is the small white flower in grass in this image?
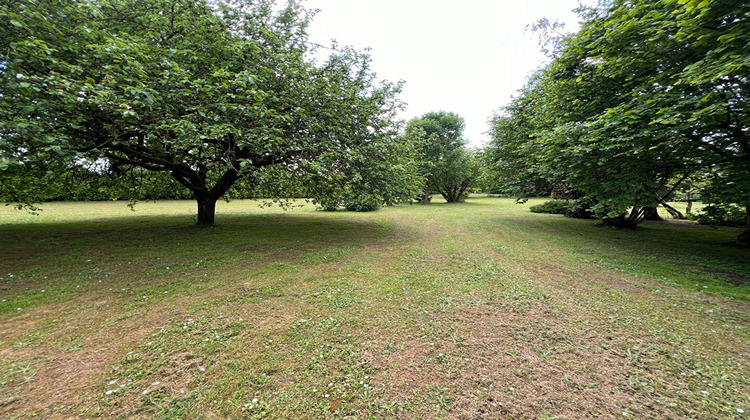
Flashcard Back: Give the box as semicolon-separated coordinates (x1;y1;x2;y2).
16;308;22;311
328;382;333;387
312;388;317;392
252;398;258;403
438;353;444;357
737;408;745;414
109;380;117;385
700;390;709;395
324;394;329;398
199;367;205;372
142;390;149;395
152;381;160;386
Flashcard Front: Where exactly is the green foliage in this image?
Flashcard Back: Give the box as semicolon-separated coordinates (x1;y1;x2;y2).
529;200;570;215
0;0;418;224
483;81;555;197
406;112;476;203
483;0;750;240
695;204;748;228
344;200;380;212
432;148;480;203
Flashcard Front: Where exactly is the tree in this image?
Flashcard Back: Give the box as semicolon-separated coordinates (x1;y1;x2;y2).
433;148;480;203
485;0;750;242
405;111;473;203
483;74;556;197
0;0;417;224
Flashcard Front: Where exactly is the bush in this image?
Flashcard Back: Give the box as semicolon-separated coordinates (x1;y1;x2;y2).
316;198;340;211
529;200;570;214
695;204;747;227
344;200;380;212
564;207;594;219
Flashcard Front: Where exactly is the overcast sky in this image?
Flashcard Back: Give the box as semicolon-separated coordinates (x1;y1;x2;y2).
304;0;585;148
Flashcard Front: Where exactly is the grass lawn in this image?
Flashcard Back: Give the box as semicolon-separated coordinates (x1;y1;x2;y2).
0;196;748;419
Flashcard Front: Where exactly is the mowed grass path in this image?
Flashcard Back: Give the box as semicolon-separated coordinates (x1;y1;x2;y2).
0;197;748;419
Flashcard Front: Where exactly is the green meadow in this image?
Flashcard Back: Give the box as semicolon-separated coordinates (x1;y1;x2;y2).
1;197;748;419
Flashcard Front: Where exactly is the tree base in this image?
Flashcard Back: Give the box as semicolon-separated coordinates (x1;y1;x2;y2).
738;230;750;247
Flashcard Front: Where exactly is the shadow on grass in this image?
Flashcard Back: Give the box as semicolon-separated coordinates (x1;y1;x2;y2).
504;213;750;297
0;212;401;316
0;213;392;283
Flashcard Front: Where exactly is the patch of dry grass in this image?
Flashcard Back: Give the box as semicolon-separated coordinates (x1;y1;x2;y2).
0;197;748;419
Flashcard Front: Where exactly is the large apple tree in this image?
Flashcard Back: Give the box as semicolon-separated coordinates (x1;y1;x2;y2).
0;0;419;224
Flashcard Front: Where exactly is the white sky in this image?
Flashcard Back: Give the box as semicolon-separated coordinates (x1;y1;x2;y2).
304;0;584;148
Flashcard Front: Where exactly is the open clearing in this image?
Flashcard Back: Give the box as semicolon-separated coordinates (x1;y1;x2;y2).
0;197;748;419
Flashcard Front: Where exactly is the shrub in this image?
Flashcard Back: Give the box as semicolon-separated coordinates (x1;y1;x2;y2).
564;207;594;219
695;204;747;227
529;200;570;214
344;200;380;212
317;198;340;211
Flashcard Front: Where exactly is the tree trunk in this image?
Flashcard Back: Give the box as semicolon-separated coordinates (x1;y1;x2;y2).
642;206;662;221
196;195;217;225
739;204;750;246
657;199;685;219
422;191;431;204
685;191;693;214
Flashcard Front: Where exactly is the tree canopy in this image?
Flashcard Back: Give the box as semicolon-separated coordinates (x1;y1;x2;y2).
484;0;750;243
406;111;476;203
0;0;419;224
